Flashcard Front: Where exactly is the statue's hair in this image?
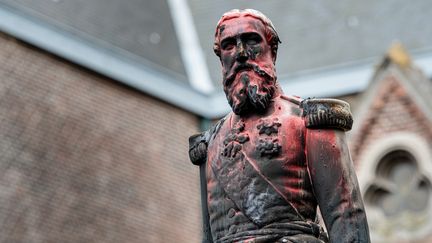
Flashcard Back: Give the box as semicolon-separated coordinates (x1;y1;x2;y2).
213;9;281;60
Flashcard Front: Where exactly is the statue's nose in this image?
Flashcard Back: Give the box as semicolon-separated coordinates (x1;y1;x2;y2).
236;43;248;63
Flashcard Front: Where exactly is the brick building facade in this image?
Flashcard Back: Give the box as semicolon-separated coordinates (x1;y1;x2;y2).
0;33;202;243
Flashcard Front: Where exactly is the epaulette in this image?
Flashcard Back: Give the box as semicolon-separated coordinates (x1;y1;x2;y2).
188;117;226;165
189;132;208;166
300;98;353;131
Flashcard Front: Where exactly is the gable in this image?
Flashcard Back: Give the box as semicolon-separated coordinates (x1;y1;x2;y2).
350;74;432;164
349;47;432;241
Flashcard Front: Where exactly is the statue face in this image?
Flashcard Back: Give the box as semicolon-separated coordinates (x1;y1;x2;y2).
219;16;277;115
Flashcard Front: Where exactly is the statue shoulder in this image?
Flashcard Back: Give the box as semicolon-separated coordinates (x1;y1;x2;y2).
279;95;304;123
188;116;227;165
280;94;302;106
280;95;353;131
300;97;353;131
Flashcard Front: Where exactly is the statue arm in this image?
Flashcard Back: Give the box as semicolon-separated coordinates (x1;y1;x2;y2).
301;98;370;242
188;117;226;243
306;129;370;242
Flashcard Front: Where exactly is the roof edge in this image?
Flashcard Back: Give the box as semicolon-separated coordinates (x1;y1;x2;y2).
0;4;218;117
167;0;214;94
2;5;432;119
351;47;432;138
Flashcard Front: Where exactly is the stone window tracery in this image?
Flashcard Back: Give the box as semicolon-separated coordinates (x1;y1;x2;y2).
365;150;431;217
356;133;432;242
362;147;432;242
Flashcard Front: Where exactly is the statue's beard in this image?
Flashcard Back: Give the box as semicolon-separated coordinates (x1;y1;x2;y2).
223;64;276;116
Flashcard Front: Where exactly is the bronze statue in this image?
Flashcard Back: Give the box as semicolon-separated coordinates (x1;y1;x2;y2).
189;9;370;243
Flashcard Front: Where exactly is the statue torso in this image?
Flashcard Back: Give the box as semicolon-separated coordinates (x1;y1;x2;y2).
206;97;318;242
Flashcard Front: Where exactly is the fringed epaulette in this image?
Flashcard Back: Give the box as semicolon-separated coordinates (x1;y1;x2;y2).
189;132;208;166
188;117;226;165
300;98;353;131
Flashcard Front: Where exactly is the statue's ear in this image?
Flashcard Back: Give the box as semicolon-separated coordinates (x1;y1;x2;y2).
272;49;277;64
213;43;221;59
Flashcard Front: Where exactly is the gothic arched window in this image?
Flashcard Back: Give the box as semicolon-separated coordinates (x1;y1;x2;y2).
365;150;431;217
356;133;432;242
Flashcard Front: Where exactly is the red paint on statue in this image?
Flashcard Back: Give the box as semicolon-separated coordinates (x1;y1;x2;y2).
189;9;370;243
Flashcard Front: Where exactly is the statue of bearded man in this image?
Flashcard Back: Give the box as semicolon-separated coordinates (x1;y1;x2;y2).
189;9;370;243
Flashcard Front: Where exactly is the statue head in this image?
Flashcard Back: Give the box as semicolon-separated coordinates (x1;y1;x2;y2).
214;9;281;115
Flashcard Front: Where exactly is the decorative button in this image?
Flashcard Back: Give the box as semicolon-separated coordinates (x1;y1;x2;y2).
228;208;236;218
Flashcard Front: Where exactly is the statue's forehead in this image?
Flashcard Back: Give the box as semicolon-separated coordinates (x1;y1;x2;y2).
219;16;266;40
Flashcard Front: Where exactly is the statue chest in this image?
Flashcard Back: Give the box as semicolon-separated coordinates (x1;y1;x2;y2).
208;114;307;181
205;113;317;239
207;113;316;211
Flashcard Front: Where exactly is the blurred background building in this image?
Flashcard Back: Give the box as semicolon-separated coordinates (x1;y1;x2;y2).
0;0;431;242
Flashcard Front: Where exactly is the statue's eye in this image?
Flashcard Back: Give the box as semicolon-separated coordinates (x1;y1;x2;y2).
244;33;262;45
221;38;235;50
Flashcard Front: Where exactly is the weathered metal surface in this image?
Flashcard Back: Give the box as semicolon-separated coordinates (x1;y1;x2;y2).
189;9;370;243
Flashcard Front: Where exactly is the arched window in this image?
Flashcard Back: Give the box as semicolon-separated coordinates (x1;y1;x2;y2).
365;150;431;217
357;133;432;242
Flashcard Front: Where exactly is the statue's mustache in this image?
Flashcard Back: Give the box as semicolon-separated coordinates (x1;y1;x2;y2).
224;63;272;87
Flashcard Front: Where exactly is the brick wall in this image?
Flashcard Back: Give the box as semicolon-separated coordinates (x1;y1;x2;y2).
0;32;202;243
350;76;432;163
